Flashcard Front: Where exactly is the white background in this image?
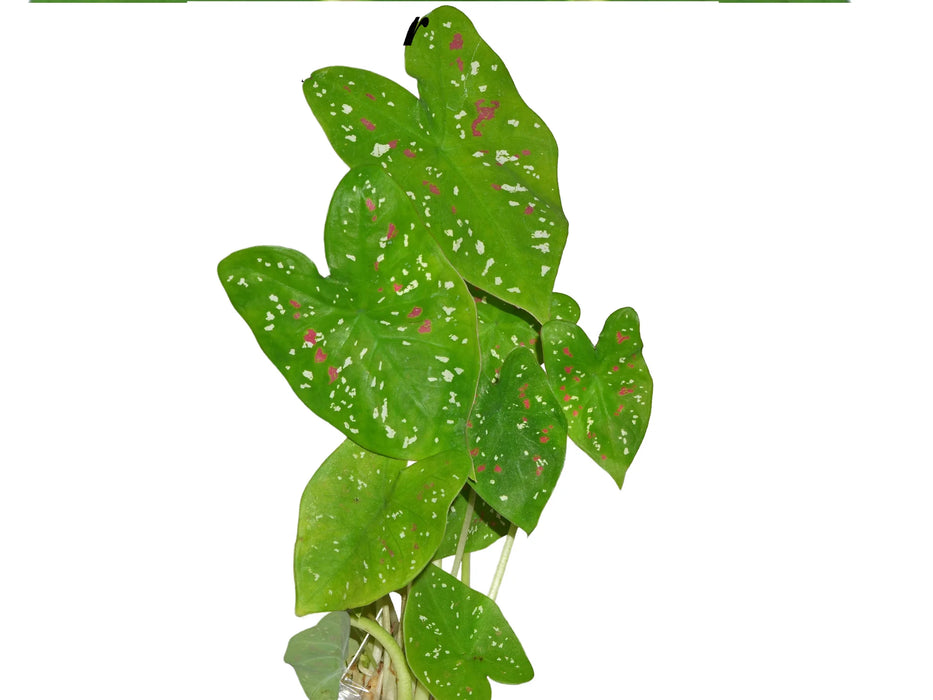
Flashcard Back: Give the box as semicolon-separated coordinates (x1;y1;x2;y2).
2;1;932;699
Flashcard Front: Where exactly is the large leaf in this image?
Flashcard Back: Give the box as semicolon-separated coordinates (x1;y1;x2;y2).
294;440;469;615
303;5;567;323
403;565;533;700
541;308;652;488
435;486;510;560
284;611;350;700
218;166;480;461
468;348;567;533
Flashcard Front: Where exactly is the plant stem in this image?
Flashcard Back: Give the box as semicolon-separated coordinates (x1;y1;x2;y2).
461;550;471;587
487;523;518;601
351;616;414;700
413;682;432;700
450;488;476;578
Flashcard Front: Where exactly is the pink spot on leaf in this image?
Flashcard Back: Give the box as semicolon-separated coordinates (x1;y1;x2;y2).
619;387;635;396
539;436;550;444
617;333;630;344
314;348;327;363
408;307;423;318
293;312;300;320
493;465;502;473
418;319;432;334
477;464;486;472
387;223;397;239
404;149;416;158
450;33;463;50
562;347;573;357
328;366;338;383
491;183;501;190
389;139;398;149
289;300;301;309
524;206;534;215
365;198;376;212
304;329;317;345
360;118;376;131
564;366;573;374
365;93;375;100
471;99;500;137
393;283;403;292
456;57;464;73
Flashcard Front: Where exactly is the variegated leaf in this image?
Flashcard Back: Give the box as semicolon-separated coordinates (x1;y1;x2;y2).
435;486;510;559
403;565;533;700
472;288;539;395
303;5;567;322
294;440;469;615
218;166;480;460
549;292;581;323
541;308;652;488
468;348;567;533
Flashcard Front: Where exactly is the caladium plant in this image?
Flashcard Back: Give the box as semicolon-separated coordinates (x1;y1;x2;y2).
218;6;653;700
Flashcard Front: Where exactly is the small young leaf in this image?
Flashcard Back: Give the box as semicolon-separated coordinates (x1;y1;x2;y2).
218;166;480;461
468;348;567;533
284;611;350;700
541;308;652;488
549;292;581;323
403;565;533;700
294;440;469;615
435;486;510;560
304;6;567;323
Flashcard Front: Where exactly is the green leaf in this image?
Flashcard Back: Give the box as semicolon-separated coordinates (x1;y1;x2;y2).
472;288;539;394
468;348;567;533
218;166;480;461
294;440;469;615
304;6;567;323
549;292;581;323
284;611;350;700
435;486;510;560
541;308;652;488
403;565;533;700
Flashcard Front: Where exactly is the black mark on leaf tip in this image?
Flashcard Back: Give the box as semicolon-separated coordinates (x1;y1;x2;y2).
403;16;430;47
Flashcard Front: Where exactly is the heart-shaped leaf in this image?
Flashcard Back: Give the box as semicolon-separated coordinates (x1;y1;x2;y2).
303;6;567;323
541;308;652;488
435;486;510;559
468;348;567;533
294;440;469;615
218;166;480;461
284;611;350;700
403;565;533;700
